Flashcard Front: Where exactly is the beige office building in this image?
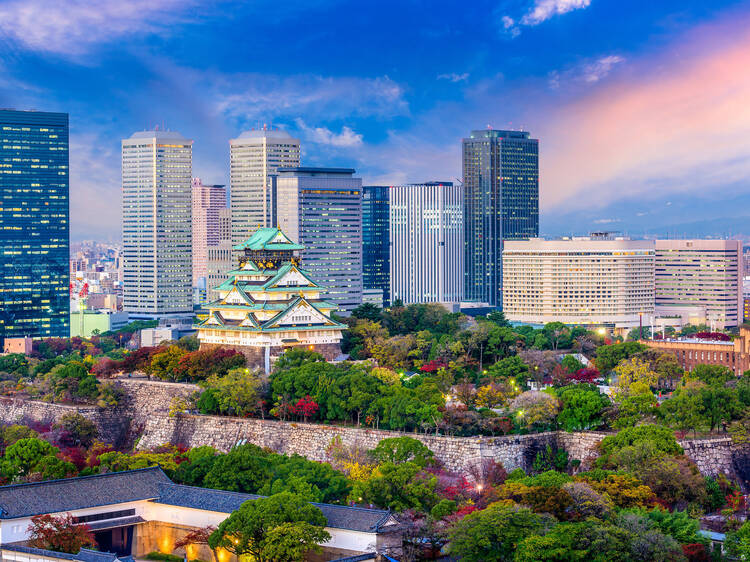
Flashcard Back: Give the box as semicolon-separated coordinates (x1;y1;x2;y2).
655;239;742;329
502;237;655;328
229;128;300;245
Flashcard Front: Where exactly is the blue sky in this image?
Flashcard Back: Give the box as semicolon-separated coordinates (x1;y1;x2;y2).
1;0;750;240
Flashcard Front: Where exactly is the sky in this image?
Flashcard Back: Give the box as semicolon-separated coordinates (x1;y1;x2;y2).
1;0;750;241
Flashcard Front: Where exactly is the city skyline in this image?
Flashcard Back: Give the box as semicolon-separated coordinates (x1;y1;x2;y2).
1;1;749;240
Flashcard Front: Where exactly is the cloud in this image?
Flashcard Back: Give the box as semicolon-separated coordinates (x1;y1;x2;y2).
521;0;592;26
212;74;408;125
549;54;625;89
295;120;363;147
438;73;470;82
501;0;591;36
592;218;621;224
0;0;201;56
540;19;750;211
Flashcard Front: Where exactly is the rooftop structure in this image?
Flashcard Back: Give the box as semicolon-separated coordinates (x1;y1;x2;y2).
0;467;400;560
197;228;345;371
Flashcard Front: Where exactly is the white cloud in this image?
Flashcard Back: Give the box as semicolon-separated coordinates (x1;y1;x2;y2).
295;120;363;147
213;74;408;123
521;0;592;25
0;0;200;56
593;218;621;224
437;73;470;82
548;54;625;89
501;0;591;36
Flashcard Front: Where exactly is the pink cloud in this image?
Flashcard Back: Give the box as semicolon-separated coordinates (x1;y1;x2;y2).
541;18;750;210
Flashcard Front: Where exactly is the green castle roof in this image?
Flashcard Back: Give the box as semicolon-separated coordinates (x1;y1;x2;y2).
232;227;305;251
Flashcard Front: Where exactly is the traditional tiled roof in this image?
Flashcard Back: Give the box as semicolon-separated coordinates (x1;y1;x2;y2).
155;483;397;533
0;546;133;562
0;467;170;519
232;228;305;251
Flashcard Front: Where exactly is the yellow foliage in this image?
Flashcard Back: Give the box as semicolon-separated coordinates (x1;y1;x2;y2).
612;357;658;403
344;461;374;482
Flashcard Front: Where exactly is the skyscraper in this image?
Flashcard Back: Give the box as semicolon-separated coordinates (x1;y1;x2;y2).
463;129;539;307
362;185;390;305
655;239;743;329
191;178;227;290
277;167;363;314
390;182;464;305
122;130;193;319
0;110;70;339
229;128;300;245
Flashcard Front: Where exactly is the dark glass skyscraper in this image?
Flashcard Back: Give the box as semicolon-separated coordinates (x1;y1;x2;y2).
362;186;390;304
463;129;538;308
0;110;70;339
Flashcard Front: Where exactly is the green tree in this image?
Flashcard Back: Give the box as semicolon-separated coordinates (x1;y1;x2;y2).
208;493;330;562
351;302;383;322
448;503;550;562
725;520;750;560
699;386;742;432
487;356;529;387
369;437;434;467
54;412;98;447
613;391;658;429
594;342;646;373
487;326;519;362
351;461;438;512
203;444;274;493
202;368;263;417
149;345;186;380
557;386;608;431
690;364;734;387
561;355;584;373
4;438;59;477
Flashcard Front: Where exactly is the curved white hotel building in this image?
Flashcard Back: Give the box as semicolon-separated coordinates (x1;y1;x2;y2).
502;237;655;328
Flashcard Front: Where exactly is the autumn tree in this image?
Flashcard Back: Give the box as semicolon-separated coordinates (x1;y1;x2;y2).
174;526;218;562
27;513;97;553
612;357;658;402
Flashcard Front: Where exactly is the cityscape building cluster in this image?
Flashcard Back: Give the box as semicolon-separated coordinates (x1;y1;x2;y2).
1;108;747;349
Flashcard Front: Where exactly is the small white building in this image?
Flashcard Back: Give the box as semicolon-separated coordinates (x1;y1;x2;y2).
0;467;401;561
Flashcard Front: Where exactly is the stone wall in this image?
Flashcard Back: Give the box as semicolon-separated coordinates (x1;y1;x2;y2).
1;379;748;481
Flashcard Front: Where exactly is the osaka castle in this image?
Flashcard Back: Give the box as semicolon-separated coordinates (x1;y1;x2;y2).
197;227;345;372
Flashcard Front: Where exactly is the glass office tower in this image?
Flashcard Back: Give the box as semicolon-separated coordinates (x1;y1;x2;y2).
362;185;390;305
0;110;70;339
463;129;538;308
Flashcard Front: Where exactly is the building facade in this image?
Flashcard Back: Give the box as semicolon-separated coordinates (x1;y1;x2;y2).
197;228;345;371
229;128;300;245
277;167;363;314
362;185;390;305
645;328;750;376
122;131;193;320
205;208;233;304
463;129;539;308
0;110;70;340
191;178;226;288
502;237;655;328
655;240;743;329
390;182;464;305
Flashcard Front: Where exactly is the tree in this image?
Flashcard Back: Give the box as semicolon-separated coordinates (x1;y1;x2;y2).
725;520;750;560
351;461;438;512
613;391;658;429
699;386;742;432
27;513;97;553
486;326;519;362
557;386;608;431
486;310;510;327
561;355;584;373
208;493;330;562
351;302;383;322
599;425;683;462
370;437;434;467
54;412;98;448
294;395;319;422
659;382;706;436
274;348;325;371
594;341;646;373
149;345;187;380
611;357;658;402
202;368;263;417
448;503;550;561
174;526;218;562
476;382;517;409
5;438;59;477
543;322;571;351
509;391;559;430
690;364;734;387
486;356;529;387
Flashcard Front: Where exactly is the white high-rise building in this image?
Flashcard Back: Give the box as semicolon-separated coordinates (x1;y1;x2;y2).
191;178;227;288
229;128;300;245
277;167;363;314
389;182;464;304
502;236;655;328
122;131;193;319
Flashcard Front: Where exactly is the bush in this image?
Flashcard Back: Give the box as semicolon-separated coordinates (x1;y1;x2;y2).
145;552;183;562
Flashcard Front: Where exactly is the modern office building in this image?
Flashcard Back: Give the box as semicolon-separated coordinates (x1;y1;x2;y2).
0;109;70;339
229;128;300;245
390;182;464;305
277;167;363;314
362;185;390;305
654;239;743;329
463;129;539;307
502;236;655;328
121;130;193;320
206;208;233;303
191;178;226;287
